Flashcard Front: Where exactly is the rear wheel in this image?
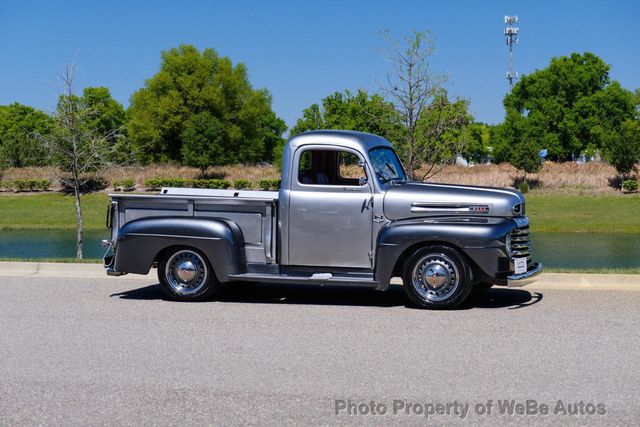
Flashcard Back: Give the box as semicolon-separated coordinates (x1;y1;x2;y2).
157;247;220;301
402;245;473;309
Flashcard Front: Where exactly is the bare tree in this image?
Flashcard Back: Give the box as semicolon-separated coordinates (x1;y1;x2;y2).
36;65;123;259
378;31;472;180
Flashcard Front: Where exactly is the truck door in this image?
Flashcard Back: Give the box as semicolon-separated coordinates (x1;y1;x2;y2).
288;146;373;268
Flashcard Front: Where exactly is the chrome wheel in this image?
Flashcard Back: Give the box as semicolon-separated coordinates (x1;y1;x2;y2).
411;253;460;302
164;250;208;296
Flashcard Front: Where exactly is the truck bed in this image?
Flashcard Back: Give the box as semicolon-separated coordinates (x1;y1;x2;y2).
110;188;278;264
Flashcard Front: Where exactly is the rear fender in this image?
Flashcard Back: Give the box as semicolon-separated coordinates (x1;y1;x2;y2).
113;217;245;281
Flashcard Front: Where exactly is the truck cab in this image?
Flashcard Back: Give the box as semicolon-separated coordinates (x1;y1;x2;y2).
104;130;542;309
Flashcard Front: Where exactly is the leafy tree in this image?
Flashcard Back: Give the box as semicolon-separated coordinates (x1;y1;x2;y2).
605;119;640;179
290;89;403;140
463;122;489;164
180;112;224;175
500;52;637;162
413;90;473;179
0;103;53;168
79;87;125;142
78;87;130;163
127;45;285;165
494;114;542;176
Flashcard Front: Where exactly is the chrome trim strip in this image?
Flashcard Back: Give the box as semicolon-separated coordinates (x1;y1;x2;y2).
124;233;222;240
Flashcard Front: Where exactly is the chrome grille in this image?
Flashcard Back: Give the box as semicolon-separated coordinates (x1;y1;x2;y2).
510;226;532;263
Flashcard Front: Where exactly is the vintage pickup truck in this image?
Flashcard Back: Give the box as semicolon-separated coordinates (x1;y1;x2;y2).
103;130;542;309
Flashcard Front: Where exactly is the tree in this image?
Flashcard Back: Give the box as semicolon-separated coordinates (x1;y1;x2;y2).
463;122;489;164
37;65;124;259
379;30;447;177
0;103;53;168
127;45;286;165
500;52;637;162
290;89;403;140
493;114;542;178
605;119;640;179
79;87;125;142
413;90;473;179
180;112;224;176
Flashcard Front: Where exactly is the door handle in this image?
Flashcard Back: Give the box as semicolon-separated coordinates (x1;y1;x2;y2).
374;214;385;223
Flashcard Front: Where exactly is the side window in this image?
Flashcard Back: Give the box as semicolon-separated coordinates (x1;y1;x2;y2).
297;149;367;186
338;152;361;180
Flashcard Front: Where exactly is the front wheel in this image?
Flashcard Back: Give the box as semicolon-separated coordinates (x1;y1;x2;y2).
402;246;473;309
157;247;220;301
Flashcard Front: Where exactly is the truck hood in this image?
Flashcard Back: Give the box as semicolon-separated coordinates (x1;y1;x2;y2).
383;182;525;220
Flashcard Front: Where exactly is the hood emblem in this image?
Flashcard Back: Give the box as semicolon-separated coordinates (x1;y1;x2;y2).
469;205;490;214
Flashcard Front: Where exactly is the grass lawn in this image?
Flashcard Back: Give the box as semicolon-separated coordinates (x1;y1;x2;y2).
526;193;640;233
0;192;109;230
0;191;638;233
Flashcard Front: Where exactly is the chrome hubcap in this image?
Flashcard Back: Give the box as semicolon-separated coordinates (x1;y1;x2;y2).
176;261;196;282
412;254;460;302
165;250;208;296
424;264;448;288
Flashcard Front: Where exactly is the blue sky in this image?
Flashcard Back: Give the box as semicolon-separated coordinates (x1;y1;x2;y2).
1;0;638;129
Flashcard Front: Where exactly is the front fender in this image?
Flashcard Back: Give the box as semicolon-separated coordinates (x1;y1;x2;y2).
113;217;245;281
374;217;517;290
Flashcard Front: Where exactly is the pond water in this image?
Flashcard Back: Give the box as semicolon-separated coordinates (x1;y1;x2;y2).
531;232;639;270
0;229;109;259
0;229;638;269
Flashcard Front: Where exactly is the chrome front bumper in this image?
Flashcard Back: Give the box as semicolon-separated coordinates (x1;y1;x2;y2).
507;262;543;287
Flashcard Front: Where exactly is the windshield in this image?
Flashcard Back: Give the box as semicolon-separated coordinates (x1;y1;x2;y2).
368;147;408;184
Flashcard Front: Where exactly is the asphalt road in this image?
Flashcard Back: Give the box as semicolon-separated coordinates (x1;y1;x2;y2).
1;275;639;425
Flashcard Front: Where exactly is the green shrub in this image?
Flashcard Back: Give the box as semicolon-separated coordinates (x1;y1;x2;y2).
258;179;281;191
112;178;135;192
11;179;51;192
143;178;162;190
34;179;51;191
143;178;231;191
232;179;252;190
518;180;530;194
205;179;231;189
0;181;13;191
13;180;28;191
622;179;638;193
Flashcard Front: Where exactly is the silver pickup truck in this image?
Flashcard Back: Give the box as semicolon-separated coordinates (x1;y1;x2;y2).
104;130;542;309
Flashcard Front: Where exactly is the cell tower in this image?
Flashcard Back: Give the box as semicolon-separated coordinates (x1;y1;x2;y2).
504;15;519;89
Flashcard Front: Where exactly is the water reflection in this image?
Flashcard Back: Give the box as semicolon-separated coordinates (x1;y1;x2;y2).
532;232;639;269
0;229;108;259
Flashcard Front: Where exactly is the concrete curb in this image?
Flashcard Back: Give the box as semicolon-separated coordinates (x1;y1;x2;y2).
527;272;640;291
0;262;639;289
0;262;151;280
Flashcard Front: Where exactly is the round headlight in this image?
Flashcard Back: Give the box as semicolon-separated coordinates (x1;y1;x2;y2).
512;204;522;216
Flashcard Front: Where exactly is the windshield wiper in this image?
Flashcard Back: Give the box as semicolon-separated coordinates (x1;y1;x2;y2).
384;162;397;177
376;171;391;184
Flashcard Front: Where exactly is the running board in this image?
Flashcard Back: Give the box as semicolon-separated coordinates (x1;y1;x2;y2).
227;272;378;287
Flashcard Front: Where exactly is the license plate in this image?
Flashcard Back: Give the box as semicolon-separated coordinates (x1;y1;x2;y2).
514;258;527;275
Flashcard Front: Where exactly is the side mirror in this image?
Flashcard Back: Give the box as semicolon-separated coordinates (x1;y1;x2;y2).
357;160;365;167
358;177;368;186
